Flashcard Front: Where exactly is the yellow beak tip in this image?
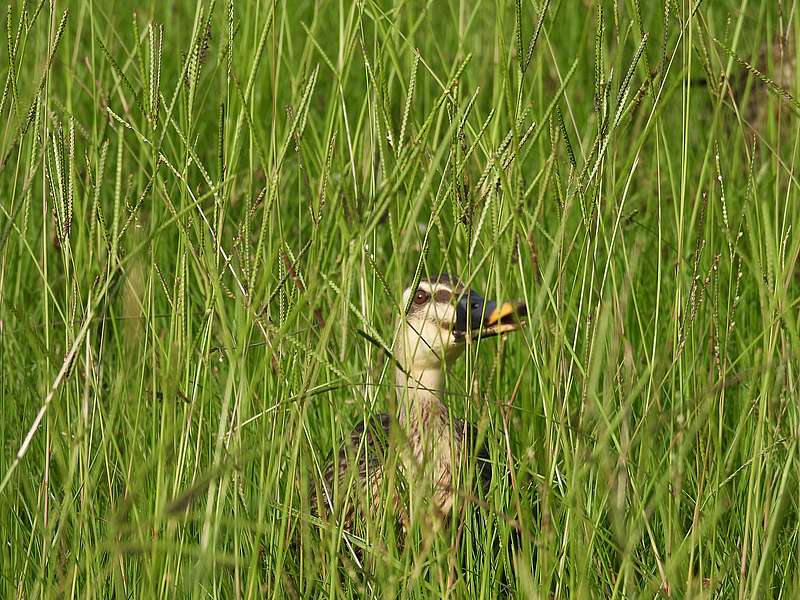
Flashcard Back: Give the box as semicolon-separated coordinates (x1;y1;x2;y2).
485;302;523;326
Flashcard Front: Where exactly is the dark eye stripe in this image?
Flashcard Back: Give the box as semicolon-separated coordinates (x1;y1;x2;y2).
433;289;452;303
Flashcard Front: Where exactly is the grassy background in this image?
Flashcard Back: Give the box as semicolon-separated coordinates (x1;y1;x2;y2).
1;0;799;597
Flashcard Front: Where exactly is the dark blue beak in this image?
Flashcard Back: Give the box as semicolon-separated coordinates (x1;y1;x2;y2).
455;290;497;334
454;289;527;339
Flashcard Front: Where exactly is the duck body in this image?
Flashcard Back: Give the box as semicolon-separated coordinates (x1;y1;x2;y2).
319;407;492;531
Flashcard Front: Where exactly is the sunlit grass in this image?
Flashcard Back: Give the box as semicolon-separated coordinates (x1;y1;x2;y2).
1;0;798;597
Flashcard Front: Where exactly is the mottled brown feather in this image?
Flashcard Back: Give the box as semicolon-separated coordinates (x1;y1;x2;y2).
313;412;492;533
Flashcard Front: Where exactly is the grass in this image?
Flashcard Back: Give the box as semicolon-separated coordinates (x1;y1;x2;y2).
1;0;799;597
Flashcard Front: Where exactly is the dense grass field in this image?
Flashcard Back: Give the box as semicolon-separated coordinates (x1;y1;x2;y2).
1;0;799;597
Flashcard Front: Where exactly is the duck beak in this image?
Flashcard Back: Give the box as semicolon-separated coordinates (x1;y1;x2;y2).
478;301;527;338
454;290;527;340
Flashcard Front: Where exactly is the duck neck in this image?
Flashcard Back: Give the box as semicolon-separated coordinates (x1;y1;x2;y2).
395;364;446;418
395;363;450;456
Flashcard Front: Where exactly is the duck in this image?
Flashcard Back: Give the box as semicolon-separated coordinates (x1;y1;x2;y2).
314;273;526;543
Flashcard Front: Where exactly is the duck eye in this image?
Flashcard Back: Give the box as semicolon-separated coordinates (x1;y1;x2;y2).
413;289;430;305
